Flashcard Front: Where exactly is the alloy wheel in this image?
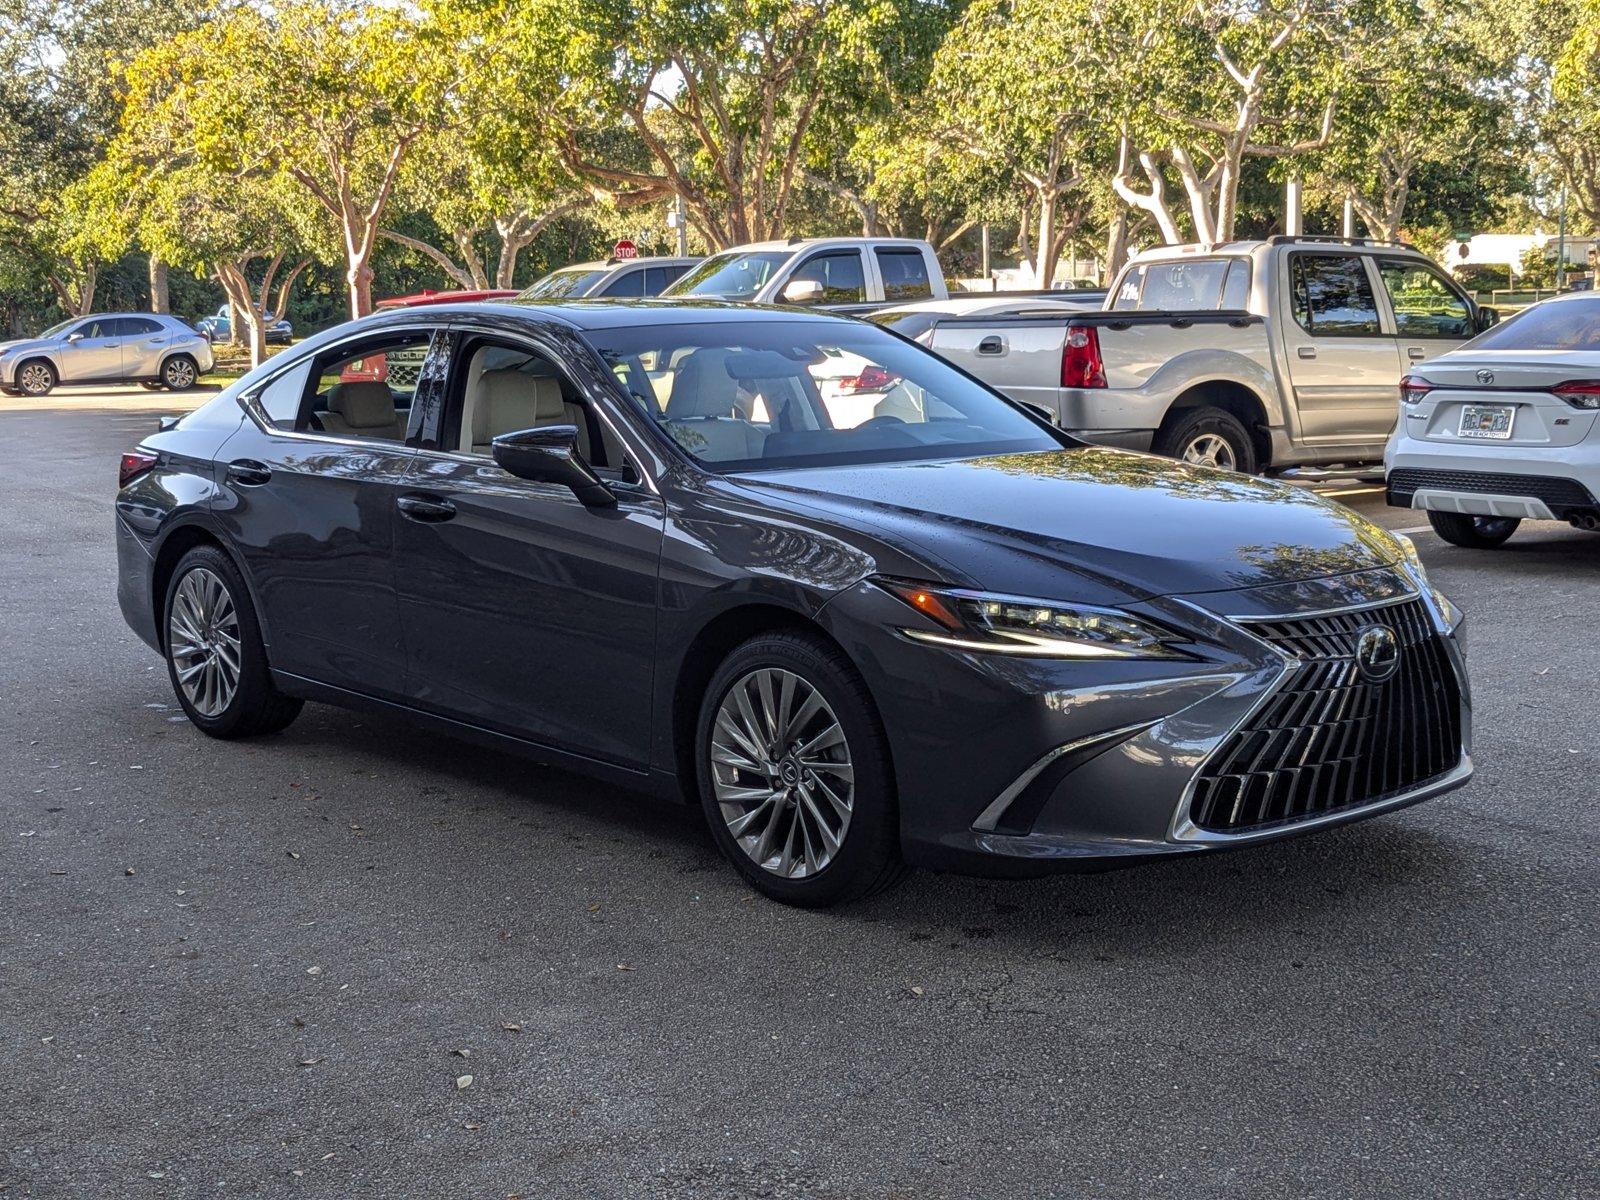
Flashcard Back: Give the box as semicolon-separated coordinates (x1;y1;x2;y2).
168;567;242;718
1181;433;1238;470
18;362;52;396
163;358;197;389
710;668;854;879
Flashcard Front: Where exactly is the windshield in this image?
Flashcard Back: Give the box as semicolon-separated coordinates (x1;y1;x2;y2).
521;269;608;300
39;318;79;338
1471;297;1600;352
586;319;1059;472
661;251;791;300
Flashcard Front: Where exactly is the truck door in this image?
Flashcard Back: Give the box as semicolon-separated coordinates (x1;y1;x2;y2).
1281;252;1405;443
1374;258;1478;372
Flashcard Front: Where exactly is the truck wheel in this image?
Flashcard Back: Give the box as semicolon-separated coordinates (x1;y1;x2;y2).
1155;407;1257;474
1428;512;1519;548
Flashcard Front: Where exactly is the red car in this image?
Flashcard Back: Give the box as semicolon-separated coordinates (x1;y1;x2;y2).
344;289;522;381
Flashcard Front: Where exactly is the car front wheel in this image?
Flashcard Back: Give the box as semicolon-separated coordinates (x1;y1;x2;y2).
161;355;199;391
163;546;302;738
696;630;908;906
15;359;56;397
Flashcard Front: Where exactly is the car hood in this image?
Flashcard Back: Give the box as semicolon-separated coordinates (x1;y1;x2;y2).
734;447;1404;602
0;337;53;357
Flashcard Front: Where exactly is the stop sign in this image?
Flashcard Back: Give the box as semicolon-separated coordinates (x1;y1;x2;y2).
612;239;638;260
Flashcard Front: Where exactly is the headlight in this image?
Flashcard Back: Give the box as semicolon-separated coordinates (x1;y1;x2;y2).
1394;533;1461;629
876;578;1190;659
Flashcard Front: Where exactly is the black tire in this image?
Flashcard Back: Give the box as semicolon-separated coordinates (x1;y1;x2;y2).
696;630;910;907
15;358;56;397
139;381;164;391
161;354;199;391
162;545;302;738
1153;406;1258;474
1428;511;1520;548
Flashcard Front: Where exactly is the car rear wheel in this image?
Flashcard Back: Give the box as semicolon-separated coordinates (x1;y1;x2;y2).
1428;511;1520;548
696;630;908;906
1154;406;1257;474
163;546;302;738
16;359;55;397
161;355;199;391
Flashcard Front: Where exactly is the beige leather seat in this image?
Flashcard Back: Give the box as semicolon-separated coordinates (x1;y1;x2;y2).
318;381;405;440
663;349;766;461
465;368;591;459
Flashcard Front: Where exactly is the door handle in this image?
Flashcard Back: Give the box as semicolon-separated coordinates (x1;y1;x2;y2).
396;494;456;523
225;459;272;486
1297;346;1317;359
1407;347;1427;361
976;335;1006;356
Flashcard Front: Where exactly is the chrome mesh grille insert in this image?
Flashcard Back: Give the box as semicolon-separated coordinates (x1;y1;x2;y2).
1191;599;1462;833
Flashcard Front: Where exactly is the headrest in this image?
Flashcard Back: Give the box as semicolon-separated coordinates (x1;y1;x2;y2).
328;381;397;428
667;349;745;419
473;370;566;443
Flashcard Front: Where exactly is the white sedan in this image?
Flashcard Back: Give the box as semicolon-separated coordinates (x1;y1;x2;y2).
1385;293;1600;547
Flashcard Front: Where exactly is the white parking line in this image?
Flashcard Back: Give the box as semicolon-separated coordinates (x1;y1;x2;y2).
1394;524;1434;535
1321;486;1386;497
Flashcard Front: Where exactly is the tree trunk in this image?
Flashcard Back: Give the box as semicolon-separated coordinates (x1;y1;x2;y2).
1035;195;1058;289
1104;208;1131;286
347;258;373;320
148;256;170;313
226;298;242;348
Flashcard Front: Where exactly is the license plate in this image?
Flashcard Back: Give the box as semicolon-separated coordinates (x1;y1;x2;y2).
1459;404;1514;439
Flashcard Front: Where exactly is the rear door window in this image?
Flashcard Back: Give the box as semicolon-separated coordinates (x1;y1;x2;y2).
601;269;646;298
875;249;934;301
1290;255;1381;336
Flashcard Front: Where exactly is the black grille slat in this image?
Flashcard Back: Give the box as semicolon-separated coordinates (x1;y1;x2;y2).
1387;468;1596;510
1191;599;1463;833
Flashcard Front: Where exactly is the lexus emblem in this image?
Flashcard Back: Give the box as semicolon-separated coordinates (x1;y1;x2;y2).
1476;368;1495;385
1354;625;1401;684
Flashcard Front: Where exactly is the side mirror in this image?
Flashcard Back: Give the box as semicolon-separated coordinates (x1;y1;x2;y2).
781;279;826;306
1475;306;1500;332
491;425;615;508
65;332;84;344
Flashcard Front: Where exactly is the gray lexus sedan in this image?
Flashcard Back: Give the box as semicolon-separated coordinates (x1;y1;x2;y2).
114;301;1470;905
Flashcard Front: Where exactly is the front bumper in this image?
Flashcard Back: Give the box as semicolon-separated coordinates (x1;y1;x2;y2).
820;568;1471;877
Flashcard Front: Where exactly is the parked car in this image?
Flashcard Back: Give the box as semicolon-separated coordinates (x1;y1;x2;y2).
196;306;293;345
1386;292;1600;547
376;288;520;309
923;236;1497;473
1;313;214;397
661;237;949;311
116;299;1470;905
519;256;700;301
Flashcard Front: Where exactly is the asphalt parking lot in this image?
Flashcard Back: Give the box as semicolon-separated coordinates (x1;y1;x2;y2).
3;388;1595;1199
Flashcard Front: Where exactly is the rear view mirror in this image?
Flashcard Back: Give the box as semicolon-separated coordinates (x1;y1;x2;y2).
1475;306;1500;332
65;333;84;344
491;425;615;508
781;279;826;306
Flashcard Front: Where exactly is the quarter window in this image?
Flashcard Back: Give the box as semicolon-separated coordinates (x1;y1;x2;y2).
252;359;315;431
1377;260;1473;338
1290;255;1381;336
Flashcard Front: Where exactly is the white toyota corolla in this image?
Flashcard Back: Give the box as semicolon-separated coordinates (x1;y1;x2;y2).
1386;292;1600;548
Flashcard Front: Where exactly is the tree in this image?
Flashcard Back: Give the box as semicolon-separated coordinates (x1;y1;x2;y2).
1110;0;1344;245
123;3;462;319
1551;0;1600;229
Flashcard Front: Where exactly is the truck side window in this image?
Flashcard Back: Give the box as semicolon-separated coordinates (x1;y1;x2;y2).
875;249;933;301
1291;254;1380;336
790;252;866;303
1220;260;1251;309
1377;260;1473;338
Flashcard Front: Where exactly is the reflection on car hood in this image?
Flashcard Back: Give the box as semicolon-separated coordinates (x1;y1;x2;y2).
0;338;53;357
736;448;1404;601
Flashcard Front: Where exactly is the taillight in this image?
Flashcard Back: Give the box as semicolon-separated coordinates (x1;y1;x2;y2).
1552;380;1600;409
1061;325;1106;389
1399;375;1433;405
839;365;899;393
119;450;158;489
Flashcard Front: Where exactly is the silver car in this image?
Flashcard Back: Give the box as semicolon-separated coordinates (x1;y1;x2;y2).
0;313;215;397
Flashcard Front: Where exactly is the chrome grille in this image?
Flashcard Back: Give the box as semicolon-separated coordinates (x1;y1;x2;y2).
1191;599;1462;833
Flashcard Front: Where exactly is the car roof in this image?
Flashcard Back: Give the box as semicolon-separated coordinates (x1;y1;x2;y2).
718;237;930;253
345;298;856;334
376;288;520;308
550;256;699;273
